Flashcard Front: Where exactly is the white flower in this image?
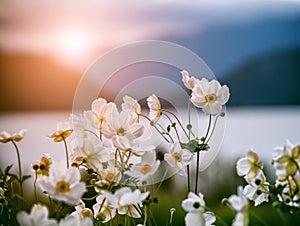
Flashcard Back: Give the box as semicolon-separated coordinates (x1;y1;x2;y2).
243;172;269;206
17;204;58;226
228;186;248;212
228;186;249;226
70;114;89;139
121;95;141;122
84;98;115;130
48;122;73;142
182;192;216;226
236;150;262;181
125;150;160;181
93;195;116;223
59;215;93;226
96;161;122;186
182;192;206;213
147;94;162;123
113;136;156;157
232;213;245;226
272;141;300;176
164;142;193;176
181;70;196;90
102;106;144;140
0;129;27;143
33;153;53;178
94;162;122;193
72;138;113;171
184;212;216;226
70;201;93;221
191;78;229;115
276;174;300;207
38;162;86;205
103;187;149;218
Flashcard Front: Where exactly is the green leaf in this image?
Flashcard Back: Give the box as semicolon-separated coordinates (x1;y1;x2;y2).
7;173;18;182
4;165;13;174
181;139;210;153
21;175;31;182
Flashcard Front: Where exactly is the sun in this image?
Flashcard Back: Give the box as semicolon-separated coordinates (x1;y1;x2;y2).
58;31;89;56
54;30;93;68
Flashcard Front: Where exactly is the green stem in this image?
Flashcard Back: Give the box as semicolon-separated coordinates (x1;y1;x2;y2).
11;140;23;207
169;208;176;226
143;204;148;226
99;125;103;141
187;98;191;193
206;114;222;143
195;151;200;194
187;97;191;139
62;137;69;168
163;113;180;142
194;114;212;193
154;167;169;194
187;165;191;192
249;211;269;226
203;114;212;143
34;171;38;202
161;109;189;140
84;129;99;138
138;113;170;143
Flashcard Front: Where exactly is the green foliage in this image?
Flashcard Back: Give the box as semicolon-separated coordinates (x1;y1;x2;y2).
0;165;23;226
180;139;209;153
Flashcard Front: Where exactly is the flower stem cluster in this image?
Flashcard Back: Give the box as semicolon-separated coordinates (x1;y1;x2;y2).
0;70;232;226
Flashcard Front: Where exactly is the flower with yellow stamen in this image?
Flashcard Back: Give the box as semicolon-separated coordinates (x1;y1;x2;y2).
273;141;300;176
0;129;27;143
236;149;263;181
164;142;193;177
38;161;86;205
48;122;73;142
125;151;160;182
190;78;229;115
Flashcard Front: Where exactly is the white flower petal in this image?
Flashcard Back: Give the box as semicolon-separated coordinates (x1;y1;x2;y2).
203;211;216;225
185;212;205;226
236;158;250;176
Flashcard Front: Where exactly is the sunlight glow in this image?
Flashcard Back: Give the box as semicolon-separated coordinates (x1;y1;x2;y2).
53;30;95;69
58;31;89;56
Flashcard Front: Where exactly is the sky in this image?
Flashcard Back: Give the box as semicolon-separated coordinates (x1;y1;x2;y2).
1;0;300;70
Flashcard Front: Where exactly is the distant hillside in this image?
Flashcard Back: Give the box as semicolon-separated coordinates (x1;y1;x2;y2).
1;47;299;111
170;14;300;78
222;48;300;106
0;53;81;111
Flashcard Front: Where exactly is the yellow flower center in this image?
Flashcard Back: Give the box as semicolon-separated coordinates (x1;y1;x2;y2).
97;212;107;221
55;180;70;193
172;152;182;163
81;209;93;218
105;173;116;183
117;128;126;136
205;94;217;104
140;164;152;175
98;116;106;124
